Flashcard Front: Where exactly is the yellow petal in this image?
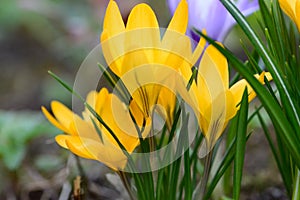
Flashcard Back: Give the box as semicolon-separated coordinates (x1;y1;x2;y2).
167;0;188;34
230;79;249;107
126;3;159;29
224;90;238;121
296;0;300;31
57;135;128;171
162;0;190;67
125;4;160;63
198;71;224;102
129;99;152;138
162;34;193;70
196;73;211;114
97;91;142;152
72;116;101;141
198;46;228;103
120;47;150;76
96;88;109;111
101;0;126;76
85;90;97;108
203;44;228;88
82;90;98;121
279;0;296;20
229;72;272;107
157;87;177;129
102;0;125;39
66;135;128;170
191;30;206;64
278;0;300;31
101;30;125;77
201;90;236;143
55;135;68;149
51;101;74;129
177;64;201;116
199;30;207;48
55;135;94;159
41;106;69;134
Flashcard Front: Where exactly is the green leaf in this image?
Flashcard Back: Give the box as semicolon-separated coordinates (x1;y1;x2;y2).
257;110;291;193
183;115;192;200
48;70;84;102
97;63;131;103
0;111;57;170
193;29;300;168
2;145;25;171
220;0;300;132
233;88;248;200
292;169;300;200
204;104;259;199
90;117;104;144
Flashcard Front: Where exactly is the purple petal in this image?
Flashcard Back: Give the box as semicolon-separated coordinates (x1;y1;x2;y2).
204;1;229;40
237;0;259;15
190;29;200;42
187;0;229;41
167;0;259;42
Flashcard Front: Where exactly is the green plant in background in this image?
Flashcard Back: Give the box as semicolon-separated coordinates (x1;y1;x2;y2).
0;111;58;196
0;111;57;170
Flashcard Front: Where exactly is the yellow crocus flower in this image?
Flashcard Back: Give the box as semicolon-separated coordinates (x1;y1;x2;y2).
180;44;272;150
100;0;204;127
278;0;300;31
42;88;149;171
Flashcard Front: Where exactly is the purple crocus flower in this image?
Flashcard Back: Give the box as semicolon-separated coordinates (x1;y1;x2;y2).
168;0;259;42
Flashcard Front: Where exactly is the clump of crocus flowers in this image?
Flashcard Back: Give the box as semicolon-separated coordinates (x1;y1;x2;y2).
42;0;271;174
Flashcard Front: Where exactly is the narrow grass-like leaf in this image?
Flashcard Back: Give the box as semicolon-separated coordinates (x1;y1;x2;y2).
257;110;290;193
183;114;192;200
292;170;300;200
272;119;293;195
156;167;166;200
84;101;150;189
204;138;236;200
193;29;300;168
223;121;236;195
48;70;84;102
157;124;168;149
204;103;261;199
239;41;261;74
233;88;248;200
97;63;118;88
48;71;146;200
97;63;131;103
190;129;204;188
90;117;104;143
220;0;300;130
85;102;148;200
85;103;125;151
169;158;182;200
168;69;197;143
259;0;285;65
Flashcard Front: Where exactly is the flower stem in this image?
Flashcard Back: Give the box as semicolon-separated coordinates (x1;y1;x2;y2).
117;171;136;200
192;149;213;200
